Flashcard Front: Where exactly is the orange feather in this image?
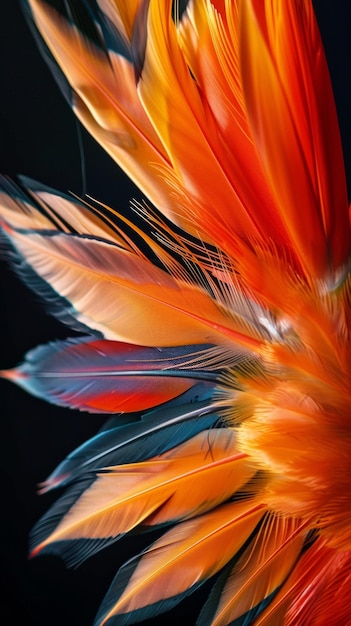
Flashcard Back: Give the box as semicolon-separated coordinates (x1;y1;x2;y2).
32;429;255;554
97;500;265;625
1;1;351;624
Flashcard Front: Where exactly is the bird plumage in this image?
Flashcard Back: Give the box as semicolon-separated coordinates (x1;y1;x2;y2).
1;0;351;624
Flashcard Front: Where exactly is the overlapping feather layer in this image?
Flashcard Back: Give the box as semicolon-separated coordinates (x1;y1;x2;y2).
1;1;351;625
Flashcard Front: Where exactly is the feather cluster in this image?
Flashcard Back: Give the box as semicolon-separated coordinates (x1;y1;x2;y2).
1;1;351;624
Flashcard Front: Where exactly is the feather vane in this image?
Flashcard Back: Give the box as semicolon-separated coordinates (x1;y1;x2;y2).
1;0;351;624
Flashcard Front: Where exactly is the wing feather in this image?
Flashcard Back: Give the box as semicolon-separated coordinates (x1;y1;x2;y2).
199;515;306;626
94;499;265;625
2;224;265;348
26;0;184;224
2;337;217;413
39;383;219;491
31;429;254;559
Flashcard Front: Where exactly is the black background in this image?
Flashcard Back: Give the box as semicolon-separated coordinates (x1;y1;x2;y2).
1;2;351;625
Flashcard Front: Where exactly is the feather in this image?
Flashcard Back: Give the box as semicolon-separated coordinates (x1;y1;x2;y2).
284;538;351;626
255;537;351;626
40;383;220;491
239;0;349;276
1;337;218;413
25;0;183;225
0;176;56;231
136;0;268;247
2;1;351;625
31;429;255;566
1;222;266;349
178;0;291;252
0;176;197;273
0;222;102;339
198;515;307;626
94;499;265;625
0;175;135;248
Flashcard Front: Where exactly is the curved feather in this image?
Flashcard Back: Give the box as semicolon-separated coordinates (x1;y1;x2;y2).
2;2;351;625
40;383;220;491
31;429;255;564
0;222;101;339
25;0;184;225
198;515;307;626
94;499;265;625
1;223;266;349
30;389;223;566
0;176;203;277
0;175;127;245
137;0;271;250
1;337;218;413
178;0;289;254
0;176;56;231
26;0;261;249
239;0;349;276
254;538;351;626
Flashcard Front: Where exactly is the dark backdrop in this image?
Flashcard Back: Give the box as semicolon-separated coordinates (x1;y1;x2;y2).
1;2;351;625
